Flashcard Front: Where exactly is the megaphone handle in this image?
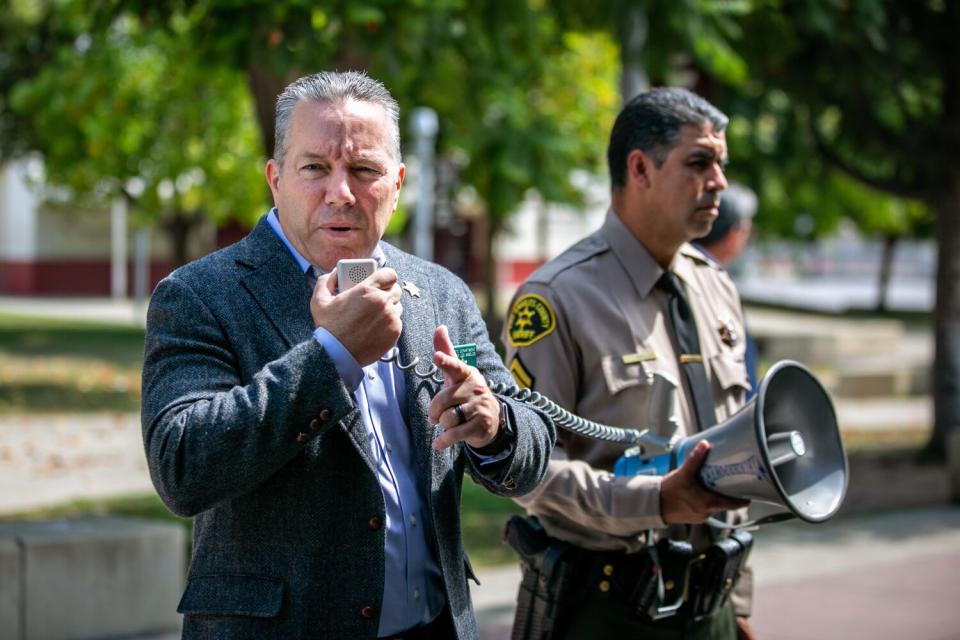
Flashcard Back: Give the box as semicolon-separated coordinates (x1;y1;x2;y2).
705;512;796;530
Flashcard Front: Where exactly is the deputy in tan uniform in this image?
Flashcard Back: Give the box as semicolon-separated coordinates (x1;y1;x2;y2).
503;88;757;640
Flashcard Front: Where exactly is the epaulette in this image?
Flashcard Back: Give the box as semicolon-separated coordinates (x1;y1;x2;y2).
679;242;722;270
526;231;610;285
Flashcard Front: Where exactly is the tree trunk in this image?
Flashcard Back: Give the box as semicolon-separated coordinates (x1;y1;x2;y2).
482;214;503;332
929;171;960;459
617;2;648;102
247;62;298;159
875;233;897;312
164;212;199;270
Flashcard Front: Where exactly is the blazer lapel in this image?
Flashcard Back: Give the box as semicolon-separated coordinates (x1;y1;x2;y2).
237;218;316;348
385;245;445;478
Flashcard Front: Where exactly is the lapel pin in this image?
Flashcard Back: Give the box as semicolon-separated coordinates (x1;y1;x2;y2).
402;281;422;298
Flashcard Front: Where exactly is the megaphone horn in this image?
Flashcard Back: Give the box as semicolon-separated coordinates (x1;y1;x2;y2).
614;360;849;524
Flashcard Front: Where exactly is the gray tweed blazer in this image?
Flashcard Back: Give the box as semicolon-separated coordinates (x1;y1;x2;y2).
141;216;554;639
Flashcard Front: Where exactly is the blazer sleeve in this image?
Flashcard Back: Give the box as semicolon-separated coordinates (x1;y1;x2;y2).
449;277;556;497
141;275;356;517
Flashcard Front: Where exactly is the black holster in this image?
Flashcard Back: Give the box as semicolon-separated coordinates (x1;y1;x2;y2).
504;516;578;640
685;530;753;620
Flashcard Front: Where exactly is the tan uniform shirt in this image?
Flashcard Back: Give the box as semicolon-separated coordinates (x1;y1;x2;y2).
502;209;753;614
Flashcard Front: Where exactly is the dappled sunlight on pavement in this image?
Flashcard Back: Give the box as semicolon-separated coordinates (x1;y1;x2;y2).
0;413;150;515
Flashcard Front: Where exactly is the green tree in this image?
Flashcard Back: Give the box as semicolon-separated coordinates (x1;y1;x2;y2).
78;0;616;314
723;0;958;457
8;8;267;267
717;87;933;310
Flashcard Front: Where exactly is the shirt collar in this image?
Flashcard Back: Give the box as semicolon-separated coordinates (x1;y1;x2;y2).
601;208;664;299
601;208;705;299
266;207;386;274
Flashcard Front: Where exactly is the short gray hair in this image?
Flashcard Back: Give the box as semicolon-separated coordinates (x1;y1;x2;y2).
273;70;401;167
607;87;728;189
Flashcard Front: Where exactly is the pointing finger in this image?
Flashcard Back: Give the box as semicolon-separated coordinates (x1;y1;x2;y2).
433;325;470;386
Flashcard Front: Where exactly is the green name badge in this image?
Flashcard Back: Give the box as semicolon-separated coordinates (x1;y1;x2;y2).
453;343;478;367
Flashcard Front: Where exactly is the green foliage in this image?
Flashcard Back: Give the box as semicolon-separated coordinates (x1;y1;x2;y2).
9;10;268;230
4;0;622;264
552;0;752;86
720;91;933;239
708;0;946;240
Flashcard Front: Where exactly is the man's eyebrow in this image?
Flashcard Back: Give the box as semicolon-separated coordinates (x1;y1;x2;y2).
352;151;389;164
688;147;728;165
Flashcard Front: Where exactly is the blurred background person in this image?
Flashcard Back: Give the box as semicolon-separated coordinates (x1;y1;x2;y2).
695;183;759;397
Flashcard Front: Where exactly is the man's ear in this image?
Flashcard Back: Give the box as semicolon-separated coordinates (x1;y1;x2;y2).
626;149;653;189
265;158;281;199
392;164;406;210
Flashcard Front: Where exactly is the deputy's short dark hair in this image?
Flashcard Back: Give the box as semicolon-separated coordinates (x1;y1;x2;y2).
607;87;728;189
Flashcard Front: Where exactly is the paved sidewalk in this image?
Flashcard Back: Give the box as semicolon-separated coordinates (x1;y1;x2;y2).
0;413;150;515
472;506;960;640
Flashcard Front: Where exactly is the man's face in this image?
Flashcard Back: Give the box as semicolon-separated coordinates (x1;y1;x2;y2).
265;98;405;272
645;122;728;247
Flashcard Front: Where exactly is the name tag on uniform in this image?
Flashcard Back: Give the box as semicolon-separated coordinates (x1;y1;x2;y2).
621;351;657;365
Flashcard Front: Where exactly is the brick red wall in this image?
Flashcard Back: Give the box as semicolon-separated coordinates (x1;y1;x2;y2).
0;259;172;296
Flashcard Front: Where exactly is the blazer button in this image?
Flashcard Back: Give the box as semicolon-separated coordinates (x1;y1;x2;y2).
368;516;382;530
319;409;332;421
295;432;309;444
309;418;320;431
360;605;376;619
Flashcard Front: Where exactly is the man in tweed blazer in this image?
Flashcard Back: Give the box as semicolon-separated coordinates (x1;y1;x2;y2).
141;70;554;639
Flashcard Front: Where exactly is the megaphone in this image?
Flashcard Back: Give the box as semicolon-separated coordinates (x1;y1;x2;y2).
614;360;848;524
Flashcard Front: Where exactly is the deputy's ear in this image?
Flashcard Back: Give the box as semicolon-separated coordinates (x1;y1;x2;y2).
626;149;653;189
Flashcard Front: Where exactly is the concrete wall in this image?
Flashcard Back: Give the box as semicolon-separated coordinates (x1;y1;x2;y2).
0;159;40;262
0;517;185;640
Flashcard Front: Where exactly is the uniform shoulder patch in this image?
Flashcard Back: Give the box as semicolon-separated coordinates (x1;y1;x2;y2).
507;293;557;347
509;355;535;389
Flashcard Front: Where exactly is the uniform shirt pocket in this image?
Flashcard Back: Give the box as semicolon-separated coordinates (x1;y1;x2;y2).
710;353;751;394
601;354;651;396
177;573;284;618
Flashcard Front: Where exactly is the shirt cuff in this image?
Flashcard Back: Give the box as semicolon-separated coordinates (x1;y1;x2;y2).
314;327;363;390
467;400;516;464
467;442;515;466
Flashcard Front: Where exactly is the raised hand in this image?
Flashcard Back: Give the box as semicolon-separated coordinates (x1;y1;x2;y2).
428;325;501;450
310;267;403;367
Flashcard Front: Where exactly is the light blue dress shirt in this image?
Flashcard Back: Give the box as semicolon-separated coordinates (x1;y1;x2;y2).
267;209;445;635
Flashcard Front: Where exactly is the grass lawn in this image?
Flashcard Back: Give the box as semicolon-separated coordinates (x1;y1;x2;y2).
0;314;144;414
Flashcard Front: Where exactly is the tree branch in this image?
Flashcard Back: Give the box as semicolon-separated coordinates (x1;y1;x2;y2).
810;124;929;201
